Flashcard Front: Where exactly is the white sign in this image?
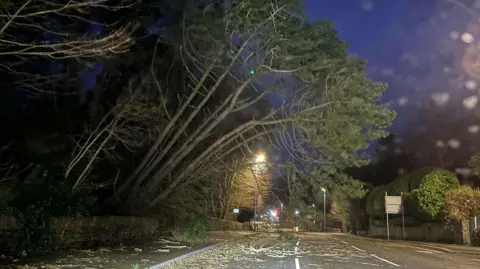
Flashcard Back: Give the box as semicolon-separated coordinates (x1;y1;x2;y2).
385;196;402;214
233;208;239;214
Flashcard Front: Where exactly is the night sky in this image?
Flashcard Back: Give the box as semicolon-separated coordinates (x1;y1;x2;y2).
304;0;479;133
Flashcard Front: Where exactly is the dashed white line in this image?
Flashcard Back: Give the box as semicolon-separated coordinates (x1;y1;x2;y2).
295;257;301;269
351;245;365;252
295;239;301;268
370;254;400;267
340;240;349;245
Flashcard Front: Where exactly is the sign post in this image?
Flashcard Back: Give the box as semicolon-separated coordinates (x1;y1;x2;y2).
385;192;403;240
401;192;405;240
233;208;239;233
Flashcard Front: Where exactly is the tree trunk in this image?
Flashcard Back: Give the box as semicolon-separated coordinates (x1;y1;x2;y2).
461;219;470;245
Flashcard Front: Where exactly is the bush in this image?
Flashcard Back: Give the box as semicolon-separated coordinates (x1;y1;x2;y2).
445;185;480;222
366;167;459;221
412;169;459;219
366;185;386;217
207;219;242;231
6;165;95;255
384;167;438;195
174;215;207;243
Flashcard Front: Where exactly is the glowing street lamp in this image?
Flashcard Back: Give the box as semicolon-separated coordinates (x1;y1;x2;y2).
255;153;265;163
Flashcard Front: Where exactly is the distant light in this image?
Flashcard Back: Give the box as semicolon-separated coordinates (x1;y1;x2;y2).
465;80;478;91
312;204;315;208
255;153;265;163
270;210;277;217
295;210;299;216
461;32;475;44
321;188;326;193
463;95;478;110
249;69;255;75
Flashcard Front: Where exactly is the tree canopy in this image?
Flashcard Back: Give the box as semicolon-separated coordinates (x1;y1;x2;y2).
0;0;395;221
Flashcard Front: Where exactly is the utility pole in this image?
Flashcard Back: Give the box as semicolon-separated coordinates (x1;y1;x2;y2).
253;187;257;231
280;202;283;227
322;188;326;232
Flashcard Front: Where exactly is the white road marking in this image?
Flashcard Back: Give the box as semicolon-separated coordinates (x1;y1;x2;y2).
351;245;365;252
370;254;400;267
294;239;301;268
340;240;349;245
295;257;301;269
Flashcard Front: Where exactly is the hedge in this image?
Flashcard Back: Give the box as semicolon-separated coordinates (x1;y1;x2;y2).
366;167;459;219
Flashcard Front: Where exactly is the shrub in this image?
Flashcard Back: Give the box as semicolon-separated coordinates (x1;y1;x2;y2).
365;167;458;221
366;185;386;217
174;215;207;243
7;165;95;255
445;185;480;222
412;169;459;219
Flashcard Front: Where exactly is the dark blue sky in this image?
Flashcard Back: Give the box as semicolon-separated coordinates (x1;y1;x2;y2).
303;0;449;131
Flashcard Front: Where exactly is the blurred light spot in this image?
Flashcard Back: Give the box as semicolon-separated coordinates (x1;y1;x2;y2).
378;145;388;151
394;148;402;154
398;168;405;175
380;67;394;76
397;97;408;106
463;95;478;109
443;67;451;73
468;125;480;133
431;93;450;106
465;79;478;91
393;137;402;143
448;139;461;149
450;31;460;40
436;140;445;148
461;32;475;43
361;0;373;11
455;168;471;176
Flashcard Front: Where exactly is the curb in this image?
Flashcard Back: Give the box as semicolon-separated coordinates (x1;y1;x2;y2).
149;243;221;269
404;244;480;256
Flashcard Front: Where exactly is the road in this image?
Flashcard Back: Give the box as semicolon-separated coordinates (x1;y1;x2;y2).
301;233;479;269
158;232;480;269
225;233;479;269
255;233;480;269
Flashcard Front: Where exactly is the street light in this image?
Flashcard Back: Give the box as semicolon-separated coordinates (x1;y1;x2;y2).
270;210;277;217
321;187;326;232
280;202;284;227
255;153;265;163
253;153;266;231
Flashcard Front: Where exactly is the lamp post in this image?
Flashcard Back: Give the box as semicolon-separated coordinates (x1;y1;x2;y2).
280;202;284;227
321;187;326;232
253;153;265;231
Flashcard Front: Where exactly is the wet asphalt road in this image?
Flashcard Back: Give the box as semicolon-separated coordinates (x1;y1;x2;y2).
249;233;480;269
